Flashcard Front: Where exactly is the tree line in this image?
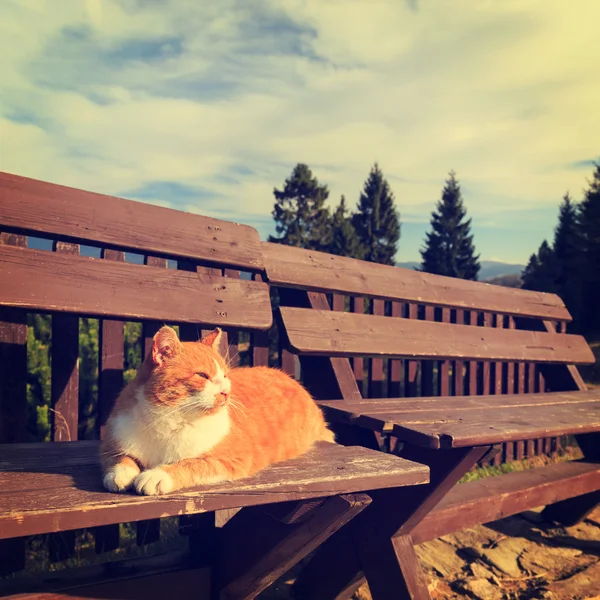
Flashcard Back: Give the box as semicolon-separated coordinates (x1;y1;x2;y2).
269;162;481;279
522;164;600;335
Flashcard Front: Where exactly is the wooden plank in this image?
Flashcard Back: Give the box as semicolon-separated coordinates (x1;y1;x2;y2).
453;310;465;396
217;494;370;599
351;297;365;395
0;441;429;540
280;307;594;364
262;242;571;320
468;311;479;395
439;309;451;396
0;171;263;270
51;241;80;441
0;232;27;575
0;245;272;330
421;306;435;397
411;460;600;544
388;302;403;397
404;304;419;397
479;313;492;395
369;300;385;398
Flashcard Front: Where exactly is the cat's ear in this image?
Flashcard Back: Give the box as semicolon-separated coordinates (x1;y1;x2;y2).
201;328;223;353
152;326;181;366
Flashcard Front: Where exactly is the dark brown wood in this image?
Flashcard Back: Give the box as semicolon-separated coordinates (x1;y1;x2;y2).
224;269;241;368
262;242;570;320
439;308;451;396
280;307;594;364
369;299;385;397
421;306;435;397
405;304;419;397
0;244;272;330
0;233;27;575
0;441;429;539
0;171;263;271
453;310;465;396
388;302;403;397
51;241;80;442
351;297;365;395
411;459;600;544
479;313;492;395
320;390;600;449
218;494;370;599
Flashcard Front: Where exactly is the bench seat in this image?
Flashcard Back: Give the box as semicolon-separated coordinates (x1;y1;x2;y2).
320;390;600;449
411;459;600;544
0;441;429;540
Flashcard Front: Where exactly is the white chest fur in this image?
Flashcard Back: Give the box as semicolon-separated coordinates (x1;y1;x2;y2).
110;390;231;468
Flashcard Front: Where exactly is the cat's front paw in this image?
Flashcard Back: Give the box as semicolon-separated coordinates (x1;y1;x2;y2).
134;468;174;496
103;464;139;493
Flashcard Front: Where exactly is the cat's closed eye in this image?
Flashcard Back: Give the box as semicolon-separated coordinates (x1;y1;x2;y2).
196;372;210;380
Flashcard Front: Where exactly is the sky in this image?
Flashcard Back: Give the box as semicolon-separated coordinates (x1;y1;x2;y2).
1;0;598;264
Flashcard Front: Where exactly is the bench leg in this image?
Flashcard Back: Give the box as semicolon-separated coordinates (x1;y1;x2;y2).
215;493;371;600
541;432;600;525
293;444;489;600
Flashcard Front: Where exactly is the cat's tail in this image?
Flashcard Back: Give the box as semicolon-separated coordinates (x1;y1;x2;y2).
320;424;336;444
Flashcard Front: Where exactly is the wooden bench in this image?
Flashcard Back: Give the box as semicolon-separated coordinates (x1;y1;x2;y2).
0;173;430;600
263;241;600;600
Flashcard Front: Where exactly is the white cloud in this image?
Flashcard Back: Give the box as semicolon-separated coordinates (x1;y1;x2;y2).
0;0;598;262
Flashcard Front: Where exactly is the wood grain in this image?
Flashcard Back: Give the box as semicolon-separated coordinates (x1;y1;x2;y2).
0;171;263;270
0;441;429;540
263;242;570;320
280;307;594;364
0;244;272;330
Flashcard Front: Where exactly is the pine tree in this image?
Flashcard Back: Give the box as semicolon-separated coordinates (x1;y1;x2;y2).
419;171;480;280
351;163;400;265
521;240;558;293
579;164;600;333
328;196;364;258
552;193;583;325
268;163;331;251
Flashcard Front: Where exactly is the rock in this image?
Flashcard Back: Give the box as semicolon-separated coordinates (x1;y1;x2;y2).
479;539;525;577
519;546;584;576
462;578;503;600
416;539;464;578
544;560;600;599
470;561;497;582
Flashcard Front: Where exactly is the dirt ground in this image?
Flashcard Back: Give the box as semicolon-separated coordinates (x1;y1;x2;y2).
264;506;600;599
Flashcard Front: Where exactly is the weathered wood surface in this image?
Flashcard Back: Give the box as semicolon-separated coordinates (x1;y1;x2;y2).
0;244;272;330
320;391;600;448
0;441;429;539
411;460;600;544
280;307;594;364
0;172;263;270
263;242;570;320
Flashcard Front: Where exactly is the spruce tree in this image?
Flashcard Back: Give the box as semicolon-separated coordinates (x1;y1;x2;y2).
419;171;480;280
269;163;331;251
579;164;600;333
351;163;400;265
328;196;364;258
552;193;583;325
521;240;558;293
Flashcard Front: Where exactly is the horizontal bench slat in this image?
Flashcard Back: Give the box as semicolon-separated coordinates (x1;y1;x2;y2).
411;460;600;544
263;242;570;320
0;441;429;539
0;245;272;329
0;172;263;271
320;393;600;449
280;307;594;364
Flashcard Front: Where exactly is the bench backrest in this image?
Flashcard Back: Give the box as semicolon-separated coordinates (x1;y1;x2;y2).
263;242;591;407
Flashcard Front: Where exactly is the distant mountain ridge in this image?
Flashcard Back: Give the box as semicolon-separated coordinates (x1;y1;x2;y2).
396;260;525;282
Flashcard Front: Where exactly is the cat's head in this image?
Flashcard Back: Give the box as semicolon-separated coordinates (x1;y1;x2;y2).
143;325;231;415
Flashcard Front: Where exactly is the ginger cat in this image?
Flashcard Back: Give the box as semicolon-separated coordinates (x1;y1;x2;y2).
100;326;334;495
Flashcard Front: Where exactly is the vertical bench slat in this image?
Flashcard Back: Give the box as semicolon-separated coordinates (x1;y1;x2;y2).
388;302;403;397
224;269;241;369
493;314;505;466
0;232;27;575
480;313;492;396
369;299;385;397
404;304;419;397
95;249;125;554
467;311;478;395
48;242;80;562
421;306;435;397
439;308;451;397
453;310;465;396
135;255;169;548
351;297;365;395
